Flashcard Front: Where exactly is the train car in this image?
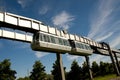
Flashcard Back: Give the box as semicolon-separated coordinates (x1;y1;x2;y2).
96;48;109;55
68;34;93;56
69;40;93;56
31;31;71;53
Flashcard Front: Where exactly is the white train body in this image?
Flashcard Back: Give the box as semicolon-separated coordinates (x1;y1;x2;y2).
31;31;71;53
69;40;93;56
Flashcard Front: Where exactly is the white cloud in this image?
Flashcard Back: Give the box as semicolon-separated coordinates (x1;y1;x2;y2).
17;0;33;8
66;54;86;65
66;54;112;66
66;54;80;61
90;54;104;62
90;54;111;65
88;0;114;39
87;0;120;48
35;52;50;58
52;11;75;30
39;5;50;15
66;54;85;67
110;33;120;48
95;32;113;42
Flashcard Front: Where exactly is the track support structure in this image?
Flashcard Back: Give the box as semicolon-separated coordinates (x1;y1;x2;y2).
85;56;93;80
113;52;120;73
101;42;120;76
56;53;66;80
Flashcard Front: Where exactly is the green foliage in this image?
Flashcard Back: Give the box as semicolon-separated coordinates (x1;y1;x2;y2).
51;60;62;80
109;63;114;74
66;60;83;80
30;60;47;80
92;61;115;77
99;61;111;76
92;61;100;76
0;59;17;80
94;74;117;80
0;58;116;80
66;61;115;80
82;61;89;79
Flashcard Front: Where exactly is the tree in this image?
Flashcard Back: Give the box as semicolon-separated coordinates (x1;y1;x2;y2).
108;63;114;74
82;61;89;79
104;63;110;74
51;60;62;80
67;60;83;80
30;60;46;80
99;61;110;76
0;59;17;80
92;61;99;76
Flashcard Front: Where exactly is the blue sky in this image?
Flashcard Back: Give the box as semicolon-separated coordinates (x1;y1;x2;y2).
0;0;120;78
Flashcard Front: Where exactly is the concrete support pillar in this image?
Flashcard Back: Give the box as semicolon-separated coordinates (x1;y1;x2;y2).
108;49;120;76
85;56;93;80
113;52;120;73
101;42;120;76
56;53;66;80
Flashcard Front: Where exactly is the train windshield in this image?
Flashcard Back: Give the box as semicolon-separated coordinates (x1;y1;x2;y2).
33;33;39;41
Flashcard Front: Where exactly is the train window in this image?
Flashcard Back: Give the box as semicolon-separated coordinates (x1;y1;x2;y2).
63;39;66;45
79;43;81;48
55;38;59;44
39;33;43;41
50;36;56;43
77;43;84;49
63;40;70;46
80;43;85;49
58;38;63;45
47;35;50;42
76;42;79;48
43;34;50;42
86;45;91;50
80;43;83;49
85;45;89;50
43;34;46;42
78;43;82;48
88;46;92;50
84;45;87;50
76;42;81;48
67;41;70;46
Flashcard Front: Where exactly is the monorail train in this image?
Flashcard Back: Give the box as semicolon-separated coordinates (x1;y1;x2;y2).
68;39;93;56
31;31;93;56
31;31;71;53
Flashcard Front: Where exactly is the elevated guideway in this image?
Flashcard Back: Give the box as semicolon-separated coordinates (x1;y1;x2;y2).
0;11;120;57
0;12;42;33
0;29;32;43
